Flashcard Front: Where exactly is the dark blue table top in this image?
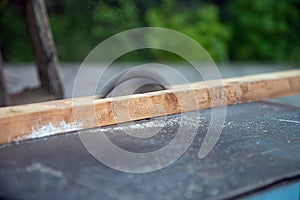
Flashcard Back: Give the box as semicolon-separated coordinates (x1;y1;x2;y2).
0;102;299;200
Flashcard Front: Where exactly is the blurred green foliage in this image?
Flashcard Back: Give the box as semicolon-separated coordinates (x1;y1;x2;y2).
226;0;300;62
48;0;142;61
0;1;32;61
146;0;231;61
0;0;299;63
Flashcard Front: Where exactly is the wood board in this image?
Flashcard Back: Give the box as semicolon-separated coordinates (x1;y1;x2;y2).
0;69;299;144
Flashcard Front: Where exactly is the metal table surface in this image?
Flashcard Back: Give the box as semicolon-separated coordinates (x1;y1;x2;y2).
0;102;300;200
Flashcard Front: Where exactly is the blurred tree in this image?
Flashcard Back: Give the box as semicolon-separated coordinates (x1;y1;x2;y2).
48;0;99;61
47;0;143;61
0;1;32;61
92;1;141;41
225;0;300;62
1;0;299;63
146;0;231;61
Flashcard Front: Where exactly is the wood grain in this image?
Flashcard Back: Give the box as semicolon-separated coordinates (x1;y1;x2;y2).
0;69;300;144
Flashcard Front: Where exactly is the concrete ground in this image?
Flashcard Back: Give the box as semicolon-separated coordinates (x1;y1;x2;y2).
2;62;300;107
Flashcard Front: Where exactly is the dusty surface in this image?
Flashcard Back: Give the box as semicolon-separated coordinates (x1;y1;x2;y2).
0;102;299;200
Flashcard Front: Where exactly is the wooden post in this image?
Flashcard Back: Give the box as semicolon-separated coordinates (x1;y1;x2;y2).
20;0;64;99
0;53;10;107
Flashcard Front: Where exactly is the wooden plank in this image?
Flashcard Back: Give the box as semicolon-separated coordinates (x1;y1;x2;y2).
20;0;64;99
0;69;300;144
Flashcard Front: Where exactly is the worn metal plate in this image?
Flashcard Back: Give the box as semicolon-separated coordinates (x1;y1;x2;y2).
0;102;299;200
